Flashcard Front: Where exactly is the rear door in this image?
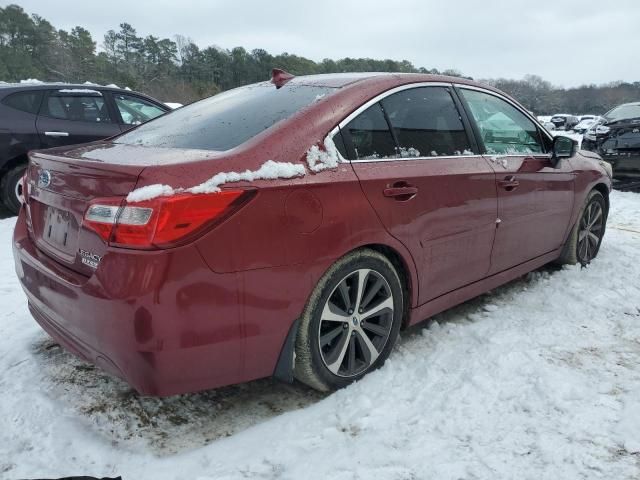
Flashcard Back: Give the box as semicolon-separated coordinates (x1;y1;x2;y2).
36;89;121;148
457;87;575;274
343;84;498;304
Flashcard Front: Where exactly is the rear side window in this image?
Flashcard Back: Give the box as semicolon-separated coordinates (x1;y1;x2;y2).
342;103;397;160
116;83;336;151
381;87;472;157
1;90;43;114
44;93;112;123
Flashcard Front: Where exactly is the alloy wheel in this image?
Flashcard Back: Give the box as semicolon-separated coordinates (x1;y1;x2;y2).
577;200;604;264
318;268;394;377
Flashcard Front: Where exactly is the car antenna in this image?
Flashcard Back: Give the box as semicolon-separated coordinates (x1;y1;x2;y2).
271;68;294;89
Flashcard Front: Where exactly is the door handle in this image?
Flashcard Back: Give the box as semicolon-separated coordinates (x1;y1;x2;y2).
44;131;69;137
383;182;418;201
498;175;519;191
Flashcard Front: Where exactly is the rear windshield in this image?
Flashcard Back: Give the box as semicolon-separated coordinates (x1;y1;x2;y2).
604;104;640;123
115;82;336;151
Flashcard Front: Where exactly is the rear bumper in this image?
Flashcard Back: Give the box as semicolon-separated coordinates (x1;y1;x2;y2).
12;209;255;396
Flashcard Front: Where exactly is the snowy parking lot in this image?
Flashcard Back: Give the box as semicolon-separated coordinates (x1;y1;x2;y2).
1;190;640;479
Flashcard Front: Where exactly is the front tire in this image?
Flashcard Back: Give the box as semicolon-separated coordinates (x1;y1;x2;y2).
294;249;403;391
0;164;26;215
558;190;607;266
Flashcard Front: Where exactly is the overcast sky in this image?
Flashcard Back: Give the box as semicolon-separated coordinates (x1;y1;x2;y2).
13;0;640;87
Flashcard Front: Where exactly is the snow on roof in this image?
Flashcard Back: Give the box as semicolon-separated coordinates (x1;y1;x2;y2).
164;102;183;109
58;88;102;95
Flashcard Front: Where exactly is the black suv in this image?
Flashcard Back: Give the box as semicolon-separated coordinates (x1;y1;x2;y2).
583;102;640;180
0;83;170;213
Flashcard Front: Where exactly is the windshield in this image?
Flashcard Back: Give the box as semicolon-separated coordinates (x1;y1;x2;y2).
604;103;640;123
116;82;336;151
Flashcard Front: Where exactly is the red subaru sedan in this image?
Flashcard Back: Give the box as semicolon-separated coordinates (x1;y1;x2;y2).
13;71;611;396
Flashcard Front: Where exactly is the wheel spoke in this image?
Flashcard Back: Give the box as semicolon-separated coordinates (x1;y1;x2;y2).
588;231;599;247
361;296;394;321
325;331;350;374
362;320;389;337
355;330;379;365
337;280;352;312
353;269;370;311
360;276;385;311
579;238;588;260
322;301;350;322
346;335;356;373
588;206;602;228
320;325;344;347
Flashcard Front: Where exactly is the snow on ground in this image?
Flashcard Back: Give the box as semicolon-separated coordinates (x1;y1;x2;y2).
1;191;640;479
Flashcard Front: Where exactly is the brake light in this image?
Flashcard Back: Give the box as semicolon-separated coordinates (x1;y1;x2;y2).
83;189;253;249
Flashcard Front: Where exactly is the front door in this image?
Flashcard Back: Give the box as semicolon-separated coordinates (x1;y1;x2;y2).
342;85;498;304
457;87;575;273
36;89;121;148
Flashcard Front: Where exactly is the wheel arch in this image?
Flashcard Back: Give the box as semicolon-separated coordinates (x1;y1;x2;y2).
1;152;28;175
360;243;414;328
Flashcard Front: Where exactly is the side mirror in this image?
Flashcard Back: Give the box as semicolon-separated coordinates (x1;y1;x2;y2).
551;135;577;167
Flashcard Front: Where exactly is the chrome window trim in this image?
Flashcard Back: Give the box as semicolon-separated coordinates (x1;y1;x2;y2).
327;81;553;164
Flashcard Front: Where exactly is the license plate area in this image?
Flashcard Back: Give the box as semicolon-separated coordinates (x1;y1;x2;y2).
37;204;80;263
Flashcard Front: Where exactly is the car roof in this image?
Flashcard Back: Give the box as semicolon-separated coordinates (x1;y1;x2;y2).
0;82;151;97
284;72;481;89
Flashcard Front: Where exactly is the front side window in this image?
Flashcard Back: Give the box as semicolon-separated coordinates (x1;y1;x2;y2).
381;87;472;157
1;90;43;114
114;94;166;125
44;93;111;123
116;83;336;151
460;89;543;154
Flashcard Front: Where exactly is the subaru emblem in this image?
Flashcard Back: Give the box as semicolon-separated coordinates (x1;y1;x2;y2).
38;169;51;188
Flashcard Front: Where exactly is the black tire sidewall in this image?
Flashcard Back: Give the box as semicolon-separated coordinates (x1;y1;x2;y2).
1;165;26;214
306;254;403;389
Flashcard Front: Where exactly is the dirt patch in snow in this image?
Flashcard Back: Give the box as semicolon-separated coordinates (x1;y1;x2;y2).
30;338;325;455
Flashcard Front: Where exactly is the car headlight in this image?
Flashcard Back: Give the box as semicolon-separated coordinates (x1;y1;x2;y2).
595;125;610;135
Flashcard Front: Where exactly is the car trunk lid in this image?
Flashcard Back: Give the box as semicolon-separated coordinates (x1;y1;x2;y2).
26;146;145;276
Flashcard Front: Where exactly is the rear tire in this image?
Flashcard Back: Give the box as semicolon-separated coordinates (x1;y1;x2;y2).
0;164;26;215
294;249;403;391
557;190;607;266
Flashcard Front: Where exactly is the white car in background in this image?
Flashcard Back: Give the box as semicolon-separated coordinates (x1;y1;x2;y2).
573;117;601;134
537;115;556;131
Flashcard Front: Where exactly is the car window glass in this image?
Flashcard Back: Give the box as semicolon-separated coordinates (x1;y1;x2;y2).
114;94;166;125
1;90;43;114
381;87;473;157
342;103;397;160
116;83;335;151
44;94;112;123
461;89;544;154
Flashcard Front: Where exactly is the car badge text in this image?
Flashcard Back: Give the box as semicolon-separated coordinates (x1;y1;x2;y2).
79;249;102;269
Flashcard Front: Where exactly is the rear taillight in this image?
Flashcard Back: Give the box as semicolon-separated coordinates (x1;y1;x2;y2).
83;189;254;249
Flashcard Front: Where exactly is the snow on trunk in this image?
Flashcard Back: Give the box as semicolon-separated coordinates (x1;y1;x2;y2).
126;160;306;202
